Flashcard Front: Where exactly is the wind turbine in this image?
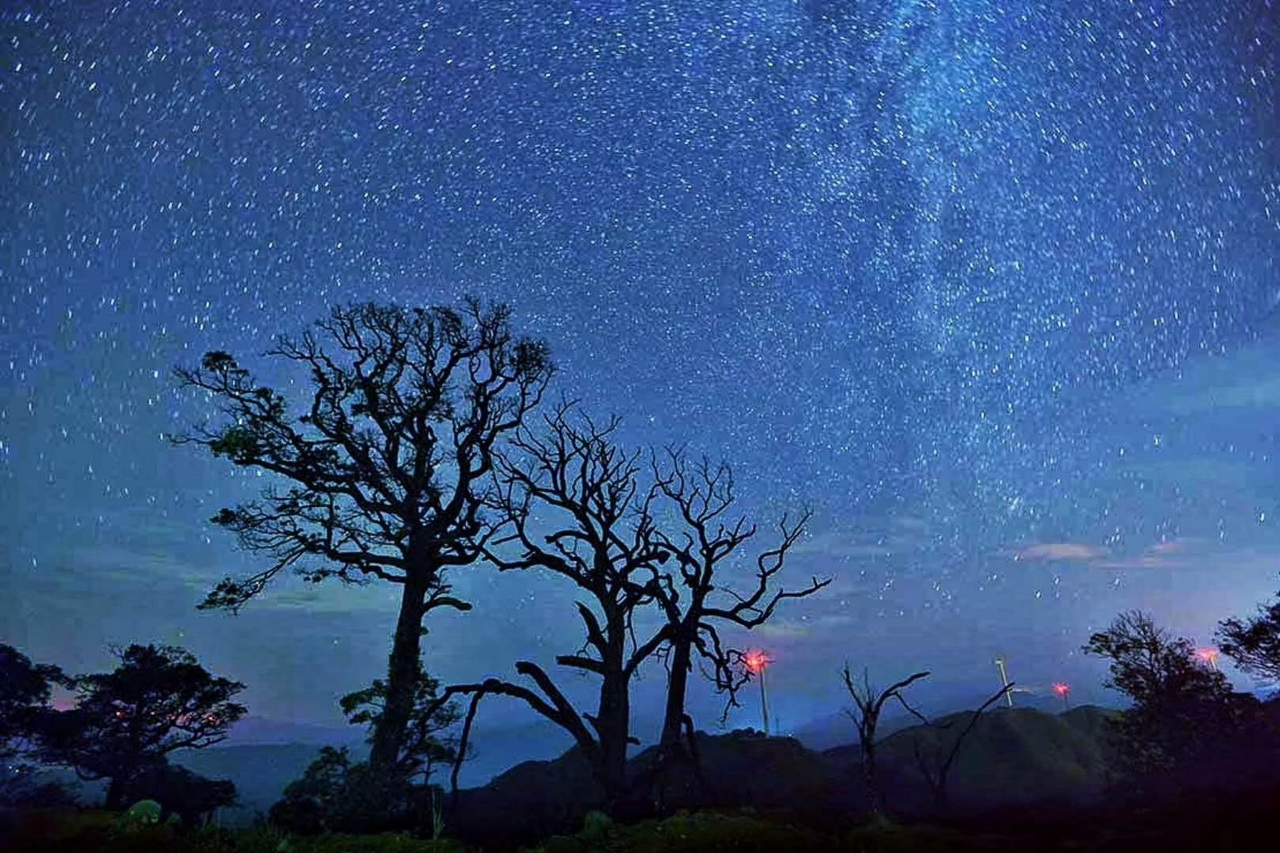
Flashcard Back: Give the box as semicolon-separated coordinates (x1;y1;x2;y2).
994;657;1014;708
744;650;773;735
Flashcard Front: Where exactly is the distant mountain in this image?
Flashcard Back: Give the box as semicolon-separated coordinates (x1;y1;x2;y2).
142;718;575;826
792;708;917;752
173;743;328;826
445;705;1121;845
39;704;1122;835
222;716;364;748
456;719;574;787
826;705;1119;812
792;692;1089;752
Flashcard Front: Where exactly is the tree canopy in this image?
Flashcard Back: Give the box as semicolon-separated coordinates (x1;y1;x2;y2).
1084;610;1273;797
175;299;552;778
37;644;246;809
0;644;68;760
1218;592;1280;686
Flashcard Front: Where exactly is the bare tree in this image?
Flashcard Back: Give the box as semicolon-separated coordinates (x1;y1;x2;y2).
618;450;825;814
841;665;930;818
174;300;552;780
431;405;669;811
908;684;1013;812
649;449;827;749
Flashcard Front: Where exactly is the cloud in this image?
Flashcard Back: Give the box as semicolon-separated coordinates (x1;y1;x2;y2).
1148;540;1188;555
793;514;934;560
1122;334;1280;419
1011;543;1111;562
263;582;398;613
1008;538;1212;571
754;620;814;639
1092;538;1211;570
792;532;894;559
1093;555;1173;570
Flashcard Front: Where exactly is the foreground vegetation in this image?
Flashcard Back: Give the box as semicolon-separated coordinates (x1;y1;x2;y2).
5;801;1280;853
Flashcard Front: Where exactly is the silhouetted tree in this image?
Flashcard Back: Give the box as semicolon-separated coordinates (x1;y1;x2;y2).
432;405;669;812
272;660;464;837
1218;591;1280;686
841;665;930;818
648;449;825;752
272;747;447;836
119;761;237;826
0;645;71;805
37;644;246;809
175;300;552;781
908;683;1012;812
340;659;465;787
1084;610;1274;798
269;746;360;835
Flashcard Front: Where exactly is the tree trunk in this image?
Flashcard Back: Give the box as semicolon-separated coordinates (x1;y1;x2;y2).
596;669;631;811
593;606;632;813
369;570;428;778
593;645;634;804
659;637;693;749
647;637;694;815
105;774;128;810
863;743;883;817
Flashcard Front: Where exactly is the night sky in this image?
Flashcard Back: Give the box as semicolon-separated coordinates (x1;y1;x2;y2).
2;0;1278;756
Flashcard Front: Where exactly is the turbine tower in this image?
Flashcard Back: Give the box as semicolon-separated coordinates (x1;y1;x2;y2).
994;656;1014;708
745;650;772;735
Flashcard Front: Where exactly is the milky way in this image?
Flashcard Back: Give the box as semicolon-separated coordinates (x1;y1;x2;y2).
2;1;1277;729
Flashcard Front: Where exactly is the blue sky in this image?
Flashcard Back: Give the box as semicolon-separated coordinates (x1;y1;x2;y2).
1;0;1276;748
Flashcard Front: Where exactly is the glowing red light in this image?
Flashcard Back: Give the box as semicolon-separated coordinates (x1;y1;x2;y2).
743;650;771;675
1195;647;1220;668
1052;682;1070;697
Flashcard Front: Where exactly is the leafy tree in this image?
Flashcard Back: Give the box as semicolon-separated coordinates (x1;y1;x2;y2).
37;644;246;809
118;761;237;825
340;658;465;787
270;662;463;835
0;644;70;804
270;745;443;836
841;666;930;818
1084;611;1274;798
175;300;551;780
1218;592;1280;686
269;746;355;835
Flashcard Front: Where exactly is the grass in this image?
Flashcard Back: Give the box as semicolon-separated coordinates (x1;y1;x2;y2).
0;807;465;853
5;797;1276;853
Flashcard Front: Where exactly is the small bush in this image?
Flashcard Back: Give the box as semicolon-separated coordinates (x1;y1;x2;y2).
291;833;465;853
536;811;833;853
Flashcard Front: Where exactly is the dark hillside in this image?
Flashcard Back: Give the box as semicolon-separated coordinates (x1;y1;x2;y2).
446;707;1117;845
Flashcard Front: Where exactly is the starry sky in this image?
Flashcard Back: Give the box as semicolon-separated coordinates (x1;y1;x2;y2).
1;0;1278;756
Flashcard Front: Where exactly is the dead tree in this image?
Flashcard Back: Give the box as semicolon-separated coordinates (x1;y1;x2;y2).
613;449;826;813
909;683;1013;812
174;301;552;781
841;665;930;818
437;404;670;811
649;448;827;751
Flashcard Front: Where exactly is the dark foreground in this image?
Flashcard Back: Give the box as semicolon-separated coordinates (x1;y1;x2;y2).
3;793;1279;853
